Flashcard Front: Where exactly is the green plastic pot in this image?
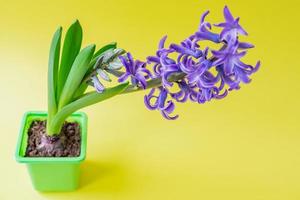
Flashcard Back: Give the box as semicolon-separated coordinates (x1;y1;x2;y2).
15;111;87;192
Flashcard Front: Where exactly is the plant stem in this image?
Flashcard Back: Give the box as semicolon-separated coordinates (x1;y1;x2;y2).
48;82;129;135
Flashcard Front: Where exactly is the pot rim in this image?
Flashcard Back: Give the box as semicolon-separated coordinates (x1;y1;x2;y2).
15;111;87;163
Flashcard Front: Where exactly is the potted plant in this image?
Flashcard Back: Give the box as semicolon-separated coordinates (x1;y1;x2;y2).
15;6;260;192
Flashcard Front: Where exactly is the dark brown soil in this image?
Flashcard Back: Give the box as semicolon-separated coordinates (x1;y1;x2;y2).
25;120;81;157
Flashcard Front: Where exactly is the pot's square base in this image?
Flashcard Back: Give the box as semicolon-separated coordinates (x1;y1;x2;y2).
27;163;81;192
15;111;87;192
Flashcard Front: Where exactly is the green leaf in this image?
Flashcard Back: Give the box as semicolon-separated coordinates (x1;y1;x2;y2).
58;44;96;109
47;27;62;134
49;82;129;133
93;42;117;59
57;20;82;101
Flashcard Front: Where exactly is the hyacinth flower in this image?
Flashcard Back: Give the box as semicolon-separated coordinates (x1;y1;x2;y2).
215;6;248;44
193;10;220;43
115;6;259;119
146;36;180;88
170;81;191;103
170;38;202;58
212;43;260;89
144;87;179;120
118;52;151;89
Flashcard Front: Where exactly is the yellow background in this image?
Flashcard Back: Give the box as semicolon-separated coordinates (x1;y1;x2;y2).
0;0;299;199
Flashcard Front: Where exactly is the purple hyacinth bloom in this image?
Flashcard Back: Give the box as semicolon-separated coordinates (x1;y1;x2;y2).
144;87;179;120
193;10;220;43
217;61;260;90
147;35;169;66
168;81;198;103
170;81;192;103
118;52;152;89
196;86;228;103
212;42;260;90
140;6;259;120
212;43;260;80
187;68;219;89
216;65;240;90
147;36;180;88
172;82;227;104
178;47;219;89
170;38;202;58
212;44;244;75
215;6;248;43
159;50;181;87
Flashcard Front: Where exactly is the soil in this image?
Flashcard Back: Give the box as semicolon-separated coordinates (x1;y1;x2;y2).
25;120;81;157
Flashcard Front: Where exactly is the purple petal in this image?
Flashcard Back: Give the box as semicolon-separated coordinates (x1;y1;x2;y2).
224;6;235;22
235;67;251;83
187;72;199;83
161;111;178;120
162;73;173;87
170;44;187;54
238;42;254;49
224;59;235;75
211;50;225;57
159;35;168;49
147;56;160;63
158;88;168;109
153;63;162;75
215;89;228;99
214;22;228;27
138;67;152;78
119;55;131;72
236;60;253;70
200;10;210;24
236;51;247;58
179;62;194;73
144;89;158;110
118;72;130;83
236;22;248;36
212;57;226;66
253;61;261;73
160;110;179;120
195;32;220;43
135;73;147;89
127;52;134;69
163;100;175;113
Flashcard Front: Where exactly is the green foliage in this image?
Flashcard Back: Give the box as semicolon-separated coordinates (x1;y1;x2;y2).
46;21;128;135
58;44;95;109
57;20;82;101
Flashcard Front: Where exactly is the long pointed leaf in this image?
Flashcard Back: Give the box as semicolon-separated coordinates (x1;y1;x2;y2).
93;42;117;59
50;82;129;133
57;20;82;101
58;44;95;109
47;27;62;134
